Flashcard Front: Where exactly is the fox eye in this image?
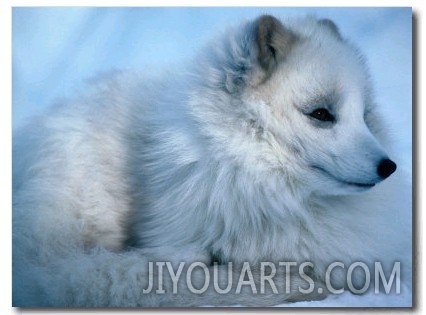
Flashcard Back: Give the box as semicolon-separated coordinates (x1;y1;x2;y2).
309;108;335;122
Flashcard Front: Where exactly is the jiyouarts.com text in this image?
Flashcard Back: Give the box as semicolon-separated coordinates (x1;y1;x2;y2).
142;261;401;295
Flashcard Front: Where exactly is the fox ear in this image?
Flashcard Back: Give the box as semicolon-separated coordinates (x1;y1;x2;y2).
255;15;298;75
318;18;342;40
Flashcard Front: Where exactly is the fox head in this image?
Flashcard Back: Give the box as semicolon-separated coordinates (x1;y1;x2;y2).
190;15;396;196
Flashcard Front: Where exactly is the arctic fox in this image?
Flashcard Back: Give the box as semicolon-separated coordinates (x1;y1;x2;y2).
12;15;411;307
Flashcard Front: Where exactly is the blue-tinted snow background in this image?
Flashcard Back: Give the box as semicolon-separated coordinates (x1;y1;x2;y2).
12;7;412;307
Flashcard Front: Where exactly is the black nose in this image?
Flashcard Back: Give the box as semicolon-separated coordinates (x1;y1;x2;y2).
377;159;397;179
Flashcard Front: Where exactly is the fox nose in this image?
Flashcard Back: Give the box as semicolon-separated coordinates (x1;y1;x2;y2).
377;159;397;179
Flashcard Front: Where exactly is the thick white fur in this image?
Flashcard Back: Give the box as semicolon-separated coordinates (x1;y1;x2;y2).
12;15;411;306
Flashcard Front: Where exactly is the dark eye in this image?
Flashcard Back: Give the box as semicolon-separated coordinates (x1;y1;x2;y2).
309;108;335;122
